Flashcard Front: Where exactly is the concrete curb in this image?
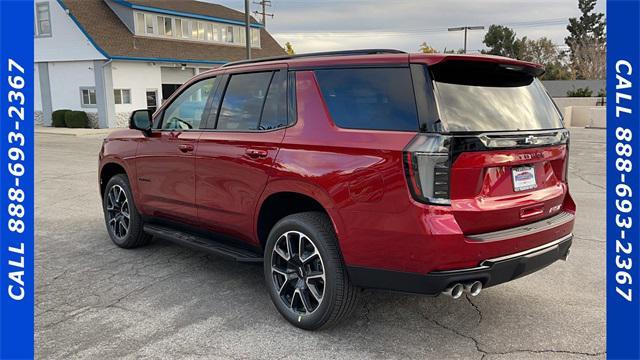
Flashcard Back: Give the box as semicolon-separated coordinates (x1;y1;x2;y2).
35;126;122;137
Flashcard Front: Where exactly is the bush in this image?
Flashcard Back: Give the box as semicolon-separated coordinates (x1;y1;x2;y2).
51;109;71;127
566;86;593;97
64;111;89;128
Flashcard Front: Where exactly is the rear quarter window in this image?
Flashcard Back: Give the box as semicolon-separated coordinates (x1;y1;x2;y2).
314;68;418;131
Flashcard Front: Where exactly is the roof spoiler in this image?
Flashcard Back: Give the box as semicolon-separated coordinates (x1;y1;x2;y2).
424;54;545;78
497;63;545;77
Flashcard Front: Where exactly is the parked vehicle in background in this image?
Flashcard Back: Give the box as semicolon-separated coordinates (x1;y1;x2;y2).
99;50;575;329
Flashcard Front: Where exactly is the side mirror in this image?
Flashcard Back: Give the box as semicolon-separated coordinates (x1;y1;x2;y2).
129;110;152;135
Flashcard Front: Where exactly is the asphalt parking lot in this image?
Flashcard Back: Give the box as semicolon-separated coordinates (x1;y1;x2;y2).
35;128;606;359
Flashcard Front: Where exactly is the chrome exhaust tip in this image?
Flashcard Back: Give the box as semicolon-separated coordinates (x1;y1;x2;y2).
443;283;464;299
465;281;483;297
562;248;571;261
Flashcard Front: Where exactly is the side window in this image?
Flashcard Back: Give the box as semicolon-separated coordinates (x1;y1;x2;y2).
35;2;51;37
259;70;287;130
217;72;272;131
80;87;97;108
161;77;216;130
314;68;418;131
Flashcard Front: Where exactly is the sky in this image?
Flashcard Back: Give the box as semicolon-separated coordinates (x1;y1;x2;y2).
208;0;605;54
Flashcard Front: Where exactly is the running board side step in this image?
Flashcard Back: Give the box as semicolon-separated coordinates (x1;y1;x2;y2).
143;224;263;263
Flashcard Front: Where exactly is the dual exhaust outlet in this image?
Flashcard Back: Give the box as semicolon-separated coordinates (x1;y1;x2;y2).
442;281;482;299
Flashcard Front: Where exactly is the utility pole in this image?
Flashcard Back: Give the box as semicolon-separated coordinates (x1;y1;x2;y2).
448;25;485;54
244;0;251;59
253;0;273;27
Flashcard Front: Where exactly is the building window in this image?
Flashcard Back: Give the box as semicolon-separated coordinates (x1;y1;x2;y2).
80;87;97;107
251;28;260;47
146;90;158;112
227;26;235;43
190;20;198;38
131;11;261;48
197;21;205;40
206;23;213;41
114;89;131;105
239;28;246;46
145;13;154;34
182;19;190;38
157;16;173;36
157;16;165;35
213;24;220;41
164;17;173;36
222;26;235;43
175;18;182;37
136;12;144;33
35;2;51;37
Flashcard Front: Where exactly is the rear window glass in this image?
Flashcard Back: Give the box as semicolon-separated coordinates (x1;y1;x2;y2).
315;68;418;131
431;61;563;132
259;70;287;130
217;72;272;131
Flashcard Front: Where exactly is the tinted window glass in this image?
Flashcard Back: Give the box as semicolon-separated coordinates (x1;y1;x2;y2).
431;61;563;132
288;72;297;125
217;72;272;130
315;68;418;131
259;70;287;130
162;77;216;130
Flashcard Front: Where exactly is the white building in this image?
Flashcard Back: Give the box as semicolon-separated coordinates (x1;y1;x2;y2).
34;0;285;128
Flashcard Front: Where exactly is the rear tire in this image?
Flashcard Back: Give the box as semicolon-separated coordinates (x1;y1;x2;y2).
264;212;359;330
102;174;151;249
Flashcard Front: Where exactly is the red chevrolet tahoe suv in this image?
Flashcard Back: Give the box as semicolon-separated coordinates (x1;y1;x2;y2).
99;50;575;329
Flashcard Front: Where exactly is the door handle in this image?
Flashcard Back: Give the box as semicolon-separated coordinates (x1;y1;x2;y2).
245;148;268;158
178;144;195;153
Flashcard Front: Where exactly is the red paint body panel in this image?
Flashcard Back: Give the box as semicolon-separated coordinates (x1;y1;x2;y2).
99;129;144;205
269;71;419;271
99;52;574;278
450;145;568;234
195;130;285;245
135;131;201;224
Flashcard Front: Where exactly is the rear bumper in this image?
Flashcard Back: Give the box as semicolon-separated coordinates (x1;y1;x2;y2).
347;233;572;295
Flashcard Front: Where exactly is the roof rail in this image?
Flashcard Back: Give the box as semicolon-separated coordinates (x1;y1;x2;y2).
220;49;407;68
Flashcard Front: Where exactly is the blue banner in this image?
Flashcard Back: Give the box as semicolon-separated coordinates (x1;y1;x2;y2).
607;0;640;359
0;0;35;359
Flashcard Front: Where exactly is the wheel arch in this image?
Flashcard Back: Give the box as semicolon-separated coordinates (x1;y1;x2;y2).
255;181;345;251
99;160;133;197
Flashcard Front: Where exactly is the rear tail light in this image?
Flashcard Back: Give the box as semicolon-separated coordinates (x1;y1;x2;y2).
403;134;452;205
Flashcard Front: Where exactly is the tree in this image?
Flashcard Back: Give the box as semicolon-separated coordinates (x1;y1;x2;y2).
565;0;606;79
542;61;572;80
284;42;295;55
419;42;438;54
566;86;593;97
520;37;571;80
520;37;556;64
482;25;523;59
482;25;571;80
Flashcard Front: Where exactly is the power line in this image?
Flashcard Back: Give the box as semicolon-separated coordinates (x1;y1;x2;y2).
448;25;484;54
253;0;274;27
275;16;570;37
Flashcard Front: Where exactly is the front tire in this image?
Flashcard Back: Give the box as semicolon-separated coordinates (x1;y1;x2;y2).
264;212;359;330
102;174;151;249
